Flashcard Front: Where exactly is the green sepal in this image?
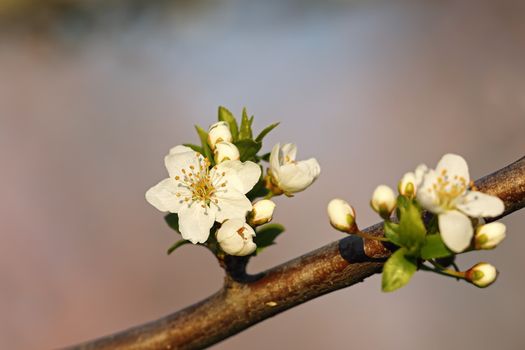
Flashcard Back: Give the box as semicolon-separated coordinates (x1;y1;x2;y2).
183;143;203;154
382;248;417;292
164;213;180;234
238;108;254;140
195;125;214;165
254;223;285;254
420;234;453;260
259;152;271;162
235;139;262;162
218;106;239;141
167;239;191;255
256;123;280;143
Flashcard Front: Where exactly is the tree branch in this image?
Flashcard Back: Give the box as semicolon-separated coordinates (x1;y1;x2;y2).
68;156;525;350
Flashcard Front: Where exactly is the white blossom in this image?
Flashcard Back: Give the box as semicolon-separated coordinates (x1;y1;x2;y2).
269;143;320;195
216;218;257;256
327;198;355;232
249;199;276;226
466;262;498;288
416;154;504;253
145;145;260;244
475;222;506;250
371;185;396;218
214;141;240;163
207;121;232;150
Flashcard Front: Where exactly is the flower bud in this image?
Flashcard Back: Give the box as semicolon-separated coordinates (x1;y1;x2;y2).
466;263;498;288
398;172;417;197
216;219;257;256
214;141;240;163
208;121;233;150
248;200;276;226
327;199;356;233
475;222;506;250
371;185;396;218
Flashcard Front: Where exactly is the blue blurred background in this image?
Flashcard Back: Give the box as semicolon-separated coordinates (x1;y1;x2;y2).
1;0;524;349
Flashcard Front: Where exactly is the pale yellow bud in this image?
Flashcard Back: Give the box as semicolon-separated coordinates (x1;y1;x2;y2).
327;199;356;232
466;263;498;288
214;141;240;163
398;172;417;197
216;219;256;256
371;185;396;218
249;200;276;226
208;121;233;150
475;222;506;250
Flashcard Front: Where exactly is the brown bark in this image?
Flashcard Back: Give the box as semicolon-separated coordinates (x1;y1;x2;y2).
68;156;525;350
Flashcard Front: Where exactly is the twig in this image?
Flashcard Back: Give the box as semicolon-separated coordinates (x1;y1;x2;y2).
66;156;525;350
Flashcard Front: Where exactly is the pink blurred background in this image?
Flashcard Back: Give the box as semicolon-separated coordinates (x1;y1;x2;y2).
1;1;525;349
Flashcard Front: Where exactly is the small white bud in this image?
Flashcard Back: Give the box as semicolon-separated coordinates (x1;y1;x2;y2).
216;219;257;256
371;185;396;218
327;198;356;232
214;141;240;163
398;172;417;197
208;121;233;150
466;263;498;288
249;200;276;226
475;222;506;250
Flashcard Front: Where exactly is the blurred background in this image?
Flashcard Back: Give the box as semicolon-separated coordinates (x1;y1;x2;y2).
1;0;525;349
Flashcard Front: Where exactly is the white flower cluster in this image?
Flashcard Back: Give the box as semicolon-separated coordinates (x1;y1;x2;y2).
146;119;320;256
399;153;505;254
327;153;506;289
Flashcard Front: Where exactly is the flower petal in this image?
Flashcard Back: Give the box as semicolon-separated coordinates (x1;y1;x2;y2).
414;164;428;186
277;163;316;194
164;149;203;178
297;158;321;180
214;188;253;222
438;210;474;252
416;170;444;214
436;153;470;184
178;202;216;244
457;191;505;218
280;143;297;163
269;143;282;180
168;145;194;155
215;160;261;194
145;178;190;213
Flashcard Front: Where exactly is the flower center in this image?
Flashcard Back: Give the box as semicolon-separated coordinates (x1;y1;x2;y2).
432;169;467;209
175;155;227;206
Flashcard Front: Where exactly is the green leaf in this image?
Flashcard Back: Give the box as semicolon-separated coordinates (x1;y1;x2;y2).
195;125;214;164
421;234;453;260
255;123;280;143
218;106;239;141
167;239;191;255
384;222;402;247
183;143;203;154
164;213;180;234
234;139;262;162
382;248;417;292
247;177;269;201
238;108;254;140
397;200;426;254
254;223;285;253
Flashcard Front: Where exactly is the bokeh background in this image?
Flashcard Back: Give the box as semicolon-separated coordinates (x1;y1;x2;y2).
1;0;525;349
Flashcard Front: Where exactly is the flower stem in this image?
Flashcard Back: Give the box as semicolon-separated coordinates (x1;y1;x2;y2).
421;261;466;280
